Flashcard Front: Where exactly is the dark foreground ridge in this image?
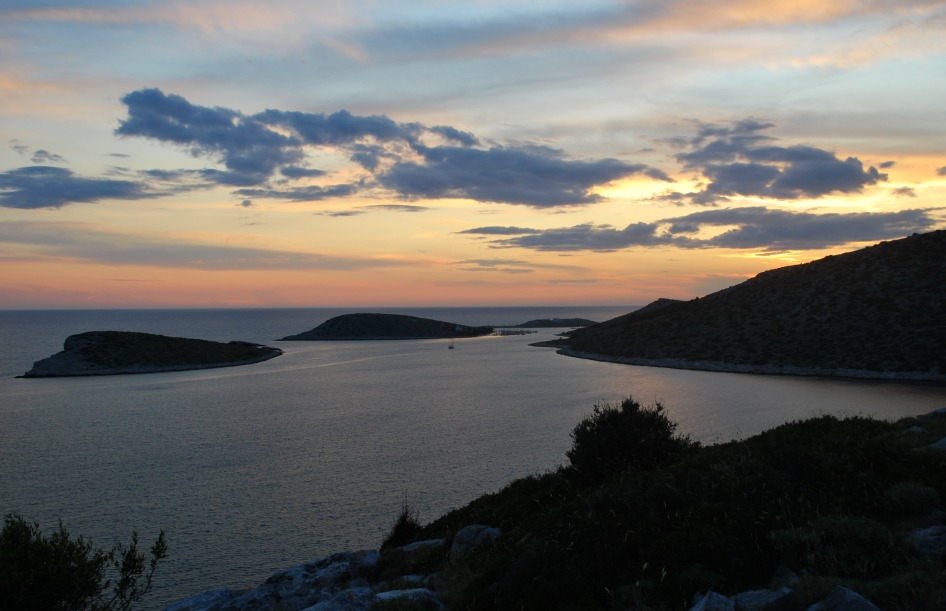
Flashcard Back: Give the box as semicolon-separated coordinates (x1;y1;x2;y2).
20;331;282;377
166;406;946;611
546;230;946;381
280;313;494;341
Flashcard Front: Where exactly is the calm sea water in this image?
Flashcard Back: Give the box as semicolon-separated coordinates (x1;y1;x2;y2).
1;307;944;608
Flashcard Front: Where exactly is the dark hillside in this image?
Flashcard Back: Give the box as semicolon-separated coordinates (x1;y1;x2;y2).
562;231;946;379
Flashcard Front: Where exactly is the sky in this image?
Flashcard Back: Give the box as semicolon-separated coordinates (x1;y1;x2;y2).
2;1;945;309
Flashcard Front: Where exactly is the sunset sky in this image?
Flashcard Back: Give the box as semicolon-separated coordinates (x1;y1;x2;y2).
2;0;945;308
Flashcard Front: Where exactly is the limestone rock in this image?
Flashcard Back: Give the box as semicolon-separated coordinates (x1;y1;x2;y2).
449;524;501;563
690;591;735;610
734;586;794;611
302;586;376;610
164;588;242;611
909;524;946;557
376;587;444;609
805;586;881;611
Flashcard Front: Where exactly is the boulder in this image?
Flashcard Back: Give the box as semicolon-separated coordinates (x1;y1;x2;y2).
805;586;881;611
909;524;946;557
734;586;794;611
400;538;445;554
302;586;376;611
376;587;444;609
690;591;735;610
164;588;242;611
929;437;946;450
449;525;501;563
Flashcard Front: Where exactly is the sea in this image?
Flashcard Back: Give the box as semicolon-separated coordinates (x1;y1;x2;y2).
1;306;944;609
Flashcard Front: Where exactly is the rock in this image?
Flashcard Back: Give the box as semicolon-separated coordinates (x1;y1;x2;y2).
805;586;881;611
376;587;444;608
219;583;278;611
400;538;445;554
909;524;946;557
302;586;376;611
690;591;735;610
449;524;501;563
164;588;241;611
770;565;800;588
929;437;946;450
734;586;794;611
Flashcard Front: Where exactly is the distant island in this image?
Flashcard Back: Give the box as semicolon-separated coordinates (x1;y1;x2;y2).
541;230;946;381
20;331;282;378
514;318;597;328
280;313;494;341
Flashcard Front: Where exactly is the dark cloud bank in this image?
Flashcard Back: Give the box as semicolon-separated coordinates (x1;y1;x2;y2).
657;120;888;206
0;91;938;252
461;207;937;252
111;88;667;208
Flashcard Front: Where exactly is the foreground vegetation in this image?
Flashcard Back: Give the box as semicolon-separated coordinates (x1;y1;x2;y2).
378;399;946;610
0;516;167;611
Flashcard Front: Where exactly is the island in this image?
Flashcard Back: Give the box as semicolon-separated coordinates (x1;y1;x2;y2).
20;331;283;378
280;313;494;340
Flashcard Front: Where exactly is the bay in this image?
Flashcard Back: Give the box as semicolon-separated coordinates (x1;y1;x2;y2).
1;307;944;608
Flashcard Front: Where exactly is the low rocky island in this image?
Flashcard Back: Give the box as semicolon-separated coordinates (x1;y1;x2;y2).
280;313;493;341
20;331;282;378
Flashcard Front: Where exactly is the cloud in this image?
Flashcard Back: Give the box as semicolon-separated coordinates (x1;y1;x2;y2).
30;149;67;164
0;221;411;271
363;204;428;213
234;184;358;201
457;226;542;236
892;186;917;197
380;145;671;207
478;207;937;252
938;166;946;177
670;121;887;205
116;88;304;187
0;166;159;209
116;88;670;207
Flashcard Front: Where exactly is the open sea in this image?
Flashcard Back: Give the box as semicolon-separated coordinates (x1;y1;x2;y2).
1;306;944;609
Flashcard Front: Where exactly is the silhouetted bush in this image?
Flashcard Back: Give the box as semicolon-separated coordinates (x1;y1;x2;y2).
565;396;696;484
0;514;167;611
381;505;423;550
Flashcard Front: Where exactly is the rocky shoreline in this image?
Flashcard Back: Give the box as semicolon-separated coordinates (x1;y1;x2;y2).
548;346;946;383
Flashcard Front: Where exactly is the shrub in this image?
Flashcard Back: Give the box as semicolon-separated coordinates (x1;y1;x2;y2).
381;505;423;550
0;514;167;611
565;397;696;484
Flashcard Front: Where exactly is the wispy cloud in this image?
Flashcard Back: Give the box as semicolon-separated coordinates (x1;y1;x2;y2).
470;207;937;252
0;221;415;271
0;166;161;209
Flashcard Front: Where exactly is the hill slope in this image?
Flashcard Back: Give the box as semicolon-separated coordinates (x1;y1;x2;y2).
559;231;946;380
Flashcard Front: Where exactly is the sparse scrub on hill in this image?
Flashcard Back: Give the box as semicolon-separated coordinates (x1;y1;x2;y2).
412;402;946;610
565;397;697;484
381;505;424;551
